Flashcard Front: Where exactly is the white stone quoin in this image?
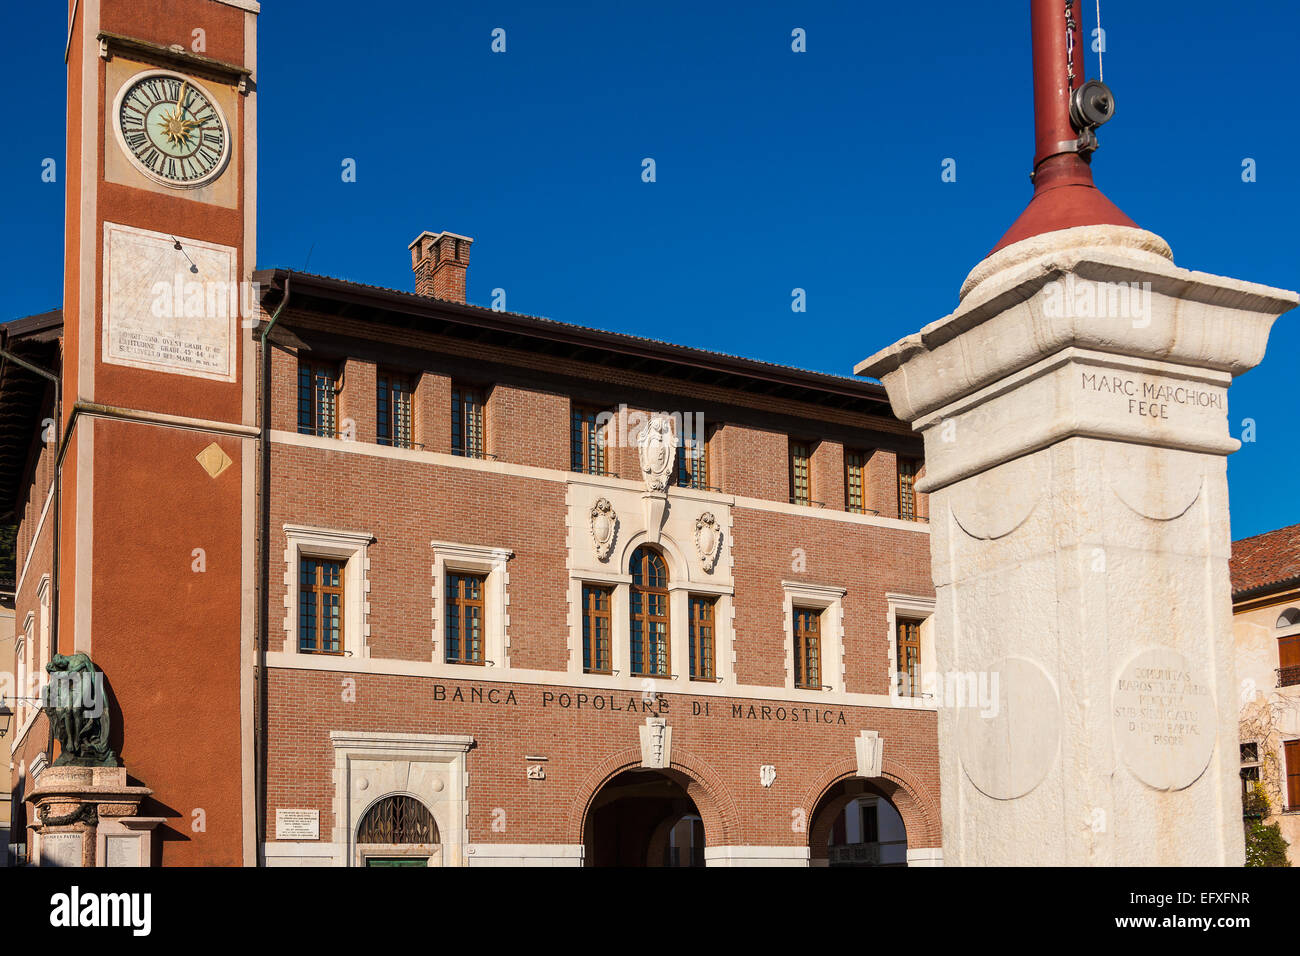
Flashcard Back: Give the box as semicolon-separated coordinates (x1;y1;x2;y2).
857;225;1298;866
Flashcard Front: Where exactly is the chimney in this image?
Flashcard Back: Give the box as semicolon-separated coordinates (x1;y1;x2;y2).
408;231;473;303
987;0;1136;257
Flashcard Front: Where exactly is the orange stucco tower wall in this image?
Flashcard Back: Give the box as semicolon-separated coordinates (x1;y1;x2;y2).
58;0;258;865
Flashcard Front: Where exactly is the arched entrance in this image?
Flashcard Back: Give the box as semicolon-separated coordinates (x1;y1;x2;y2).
583;768;705;867
355;794;440;867
810;778;908;867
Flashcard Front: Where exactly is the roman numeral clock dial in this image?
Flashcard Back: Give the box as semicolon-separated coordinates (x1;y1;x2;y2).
113;70;230;188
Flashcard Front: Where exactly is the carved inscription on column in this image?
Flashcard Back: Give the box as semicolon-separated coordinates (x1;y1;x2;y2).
1111;647;1216;791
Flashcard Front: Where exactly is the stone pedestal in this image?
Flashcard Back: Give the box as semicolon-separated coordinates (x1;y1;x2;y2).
27;765;157;867
857;225;1298;866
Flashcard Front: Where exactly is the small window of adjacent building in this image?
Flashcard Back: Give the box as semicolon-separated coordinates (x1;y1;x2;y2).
861;802;879;844
571;405;608;475
582;584;613;674
689;596;716;681
898;458;919;521
451;386;486;458
445;571;486;664
1286;740;1300;813
298;361;339;438
377;371;415;449
896;618;922;696
299;557;344;654
845;450;867;514
1240;741;1263;805
677;430;710;490
630;545;670;677
790;441;812;506
793;606;822;690
1278;632;1300;688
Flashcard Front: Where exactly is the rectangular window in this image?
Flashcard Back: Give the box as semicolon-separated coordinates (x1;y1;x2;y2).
445;571;486;664
793;606;821;690
1279;634;1300;687
790;441;812;506
298;362;338;438
377;371;415;448
1287;740;1300;812
582;585;613;674
845;450;866;514
571;405;607;475
897;619;921;696
677;431;710;490
299;557;343;654
898;458;919;522
451;386;486;458
861;803;879;844
689;596;716;680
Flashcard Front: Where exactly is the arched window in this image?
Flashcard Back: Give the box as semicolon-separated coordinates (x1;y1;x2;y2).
630;545;670;676
1277;608;1300;688
357;795;438;844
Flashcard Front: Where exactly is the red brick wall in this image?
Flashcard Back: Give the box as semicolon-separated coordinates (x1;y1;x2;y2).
264;670;941;849
488;385;568;470
269;444;569;666
729;507;933;694
713;423;789;501
811;440;845;511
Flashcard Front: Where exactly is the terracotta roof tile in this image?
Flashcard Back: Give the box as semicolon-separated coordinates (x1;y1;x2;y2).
1230;523;1300;596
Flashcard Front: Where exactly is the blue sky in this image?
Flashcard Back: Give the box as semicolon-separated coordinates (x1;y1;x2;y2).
3;1;1296;538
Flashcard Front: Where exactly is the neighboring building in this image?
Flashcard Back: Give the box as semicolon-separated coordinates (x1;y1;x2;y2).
1;0;944;866
1232;522;1300;864
1;311;59;866
0;575;13;865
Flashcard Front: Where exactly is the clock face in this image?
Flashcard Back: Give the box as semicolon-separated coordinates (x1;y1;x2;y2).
113;70;230;188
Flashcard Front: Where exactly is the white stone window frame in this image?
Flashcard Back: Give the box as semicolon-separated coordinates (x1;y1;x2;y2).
886;593;936;703
671;582;734;686
782;582;847;694
37;575;52;677
431;541;512;668
283;524;374;658
16;614;33;729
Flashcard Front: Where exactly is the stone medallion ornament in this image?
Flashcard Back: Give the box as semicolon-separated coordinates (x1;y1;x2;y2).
638;415;676;493
694;512;721;572
589;497;618;561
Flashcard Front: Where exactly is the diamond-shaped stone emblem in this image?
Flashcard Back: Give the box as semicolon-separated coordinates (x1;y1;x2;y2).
196;442;233;479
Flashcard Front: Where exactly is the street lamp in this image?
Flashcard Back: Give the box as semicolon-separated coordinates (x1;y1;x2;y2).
0;698;12;738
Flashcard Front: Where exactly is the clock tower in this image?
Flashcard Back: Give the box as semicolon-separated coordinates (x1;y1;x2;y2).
60;0;259;864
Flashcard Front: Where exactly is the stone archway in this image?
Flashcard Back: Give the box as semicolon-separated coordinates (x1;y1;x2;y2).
567;746;741;865
802;756;941;866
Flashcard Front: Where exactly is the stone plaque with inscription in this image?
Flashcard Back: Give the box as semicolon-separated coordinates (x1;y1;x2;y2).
1112;647;1216;791
276;809;320;840
105;834;142;867
40;832;85;868
103;221;238;382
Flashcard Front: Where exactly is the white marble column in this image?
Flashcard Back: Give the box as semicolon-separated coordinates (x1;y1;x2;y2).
858;225;1297;865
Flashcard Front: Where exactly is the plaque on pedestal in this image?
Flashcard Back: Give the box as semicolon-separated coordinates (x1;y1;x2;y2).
40;832;85;868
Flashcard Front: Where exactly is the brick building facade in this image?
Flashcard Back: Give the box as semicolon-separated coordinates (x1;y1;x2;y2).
2;0;942;866
249;253;940;866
